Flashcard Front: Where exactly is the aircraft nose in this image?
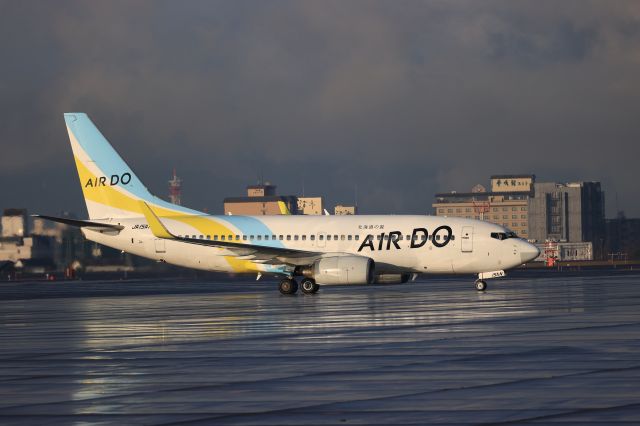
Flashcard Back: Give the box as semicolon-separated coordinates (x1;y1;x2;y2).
520;242;540;264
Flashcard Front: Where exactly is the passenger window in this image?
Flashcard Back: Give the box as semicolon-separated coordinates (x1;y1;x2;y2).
355;235;360;241
257;236;262;241
229;235;233;241
319;235;324;240
451;235;455;240
334;235;338;240
421;235;426;241
200;235;204;239
242;235;247;241
327;235;332;241
376;235;381;241
341;235;345;241
436;235;441;241
279;235;283;240
302;235;306;241
311;235;315;241
235;235;240;241
294;235;299;241
250;235;254;240
206;235;210;240
348;235;352;241
286;235;291;241
264;235;269;240
221;235;226;241
214;235;218;241
272;235;276;240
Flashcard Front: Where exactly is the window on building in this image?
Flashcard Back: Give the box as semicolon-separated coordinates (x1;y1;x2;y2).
447;209;453;213
512;215;517;219
503;215;508;219
521;215;527;219
512;207;517;211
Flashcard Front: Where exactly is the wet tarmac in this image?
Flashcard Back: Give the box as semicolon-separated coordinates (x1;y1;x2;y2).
1;272;640;425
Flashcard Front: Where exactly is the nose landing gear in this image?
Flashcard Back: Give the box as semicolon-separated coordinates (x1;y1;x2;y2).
475;279;487;291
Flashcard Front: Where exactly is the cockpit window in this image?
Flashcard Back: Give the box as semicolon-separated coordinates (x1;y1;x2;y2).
491;231;519;240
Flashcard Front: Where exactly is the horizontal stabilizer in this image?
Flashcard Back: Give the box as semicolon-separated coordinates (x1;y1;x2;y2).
33;215;124;231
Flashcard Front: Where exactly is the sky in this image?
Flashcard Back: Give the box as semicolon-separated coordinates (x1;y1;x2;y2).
1;0;639;217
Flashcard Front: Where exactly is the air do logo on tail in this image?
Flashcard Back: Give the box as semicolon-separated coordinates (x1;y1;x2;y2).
84;173;132;188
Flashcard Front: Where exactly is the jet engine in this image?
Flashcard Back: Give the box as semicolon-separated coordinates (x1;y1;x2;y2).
301;256;375;285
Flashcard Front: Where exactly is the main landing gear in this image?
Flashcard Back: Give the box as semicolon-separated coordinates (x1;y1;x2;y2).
300;278;320;294
278;278;298;295
278;278;319;295
475;279;487;292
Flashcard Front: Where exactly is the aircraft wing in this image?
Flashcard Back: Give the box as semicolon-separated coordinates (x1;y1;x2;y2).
33;215;125;232
139;202;323;266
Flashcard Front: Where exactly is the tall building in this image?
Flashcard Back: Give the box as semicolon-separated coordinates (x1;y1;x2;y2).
433;175;606;260
433;175;534;238
528;182;605;256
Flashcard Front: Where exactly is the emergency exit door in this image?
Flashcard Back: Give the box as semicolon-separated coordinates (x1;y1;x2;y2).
461;226;473;252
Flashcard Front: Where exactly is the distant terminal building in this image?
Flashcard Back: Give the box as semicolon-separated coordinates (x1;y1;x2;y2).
0;209;56;272
297;197;323;215
433;175;606;260
335;204;358;215
224;182;298;215
433;175;533;238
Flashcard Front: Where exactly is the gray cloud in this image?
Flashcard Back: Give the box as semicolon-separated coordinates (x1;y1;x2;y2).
1;0;639;216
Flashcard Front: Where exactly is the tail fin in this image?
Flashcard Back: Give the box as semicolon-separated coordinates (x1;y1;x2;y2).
64;113;200;219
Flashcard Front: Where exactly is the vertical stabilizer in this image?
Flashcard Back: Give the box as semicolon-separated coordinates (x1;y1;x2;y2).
64;113;200;219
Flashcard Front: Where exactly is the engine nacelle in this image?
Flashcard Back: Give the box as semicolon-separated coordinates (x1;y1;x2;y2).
310;256;375;285
374;273;411;284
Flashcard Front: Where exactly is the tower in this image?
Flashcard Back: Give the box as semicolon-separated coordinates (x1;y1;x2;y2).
168;168;182;205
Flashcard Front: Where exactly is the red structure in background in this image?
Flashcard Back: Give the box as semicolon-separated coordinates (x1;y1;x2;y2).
544;240;558;267
168;168;182;206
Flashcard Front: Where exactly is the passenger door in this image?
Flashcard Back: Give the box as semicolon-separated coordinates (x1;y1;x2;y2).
461;226;473;252
154;239;166;253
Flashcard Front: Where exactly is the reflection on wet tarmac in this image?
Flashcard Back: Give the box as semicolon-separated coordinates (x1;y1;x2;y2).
0;273;639;424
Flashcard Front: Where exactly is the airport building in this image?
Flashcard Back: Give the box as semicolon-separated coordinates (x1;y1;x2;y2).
433;175;533;238
433;175;606;260
335;204;358;215
605;213;640;260
224;183;298;215
297;197;323;215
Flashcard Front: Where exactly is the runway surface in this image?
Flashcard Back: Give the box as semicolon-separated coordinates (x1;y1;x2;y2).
1;272;640;425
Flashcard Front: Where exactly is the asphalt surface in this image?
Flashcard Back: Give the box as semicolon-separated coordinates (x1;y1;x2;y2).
1;271;640;425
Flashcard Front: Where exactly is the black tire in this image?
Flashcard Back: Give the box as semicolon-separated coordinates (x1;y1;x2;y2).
300;278;319;294
475;280;487;291
279;278;298;295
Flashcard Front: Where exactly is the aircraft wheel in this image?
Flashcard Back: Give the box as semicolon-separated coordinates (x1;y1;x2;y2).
300;278;319;294
475;280;487;292
279;278;298;295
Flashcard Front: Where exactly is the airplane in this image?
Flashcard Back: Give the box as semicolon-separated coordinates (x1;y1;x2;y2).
38;113;540;295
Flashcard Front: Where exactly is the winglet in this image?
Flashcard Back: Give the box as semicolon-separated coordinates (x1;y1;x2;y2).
139;201;174;239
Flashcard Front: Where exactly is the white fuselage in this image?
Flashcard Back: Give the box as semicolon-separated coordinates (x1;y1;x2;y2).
84;214;538;277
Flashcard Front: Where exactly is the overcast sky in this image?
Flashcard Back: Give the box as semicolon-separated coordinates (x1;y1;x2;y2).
1;1;639;217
